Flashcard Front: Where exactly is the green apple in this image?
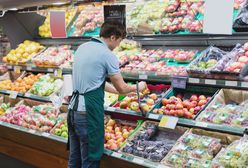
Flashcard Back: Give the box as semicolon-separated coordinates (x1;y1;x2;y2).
61;126;68;133
54;128;62;136
61;131;68;138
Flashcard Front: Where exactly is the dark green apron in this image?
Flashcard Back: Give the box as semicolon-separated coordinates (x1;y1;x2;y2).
68;81;105;161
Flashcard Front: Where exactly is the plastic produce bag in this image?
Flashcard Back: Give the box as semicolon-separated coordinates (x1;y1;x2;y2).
187;46;227;74
234;1;248;26
212;134;248;168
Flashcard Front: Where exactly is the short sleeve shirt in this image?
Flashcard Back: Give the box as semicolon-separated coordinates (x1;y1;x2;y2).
71;38;120;111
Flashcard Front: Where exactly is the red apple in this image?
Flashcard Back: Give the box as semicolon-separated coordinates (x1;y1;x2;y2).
176;103;184;109
146;98;155;106
190;101;198;108
162;98;169;106
199;95;207;100
189;108;195;114
120;101;128;109
198;100;207;106
149;93;158;100
194;106;201;112
190;95;198;101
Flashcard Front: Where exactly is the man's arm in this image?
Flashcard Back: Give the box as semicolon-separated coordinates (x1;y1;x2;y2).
109;73;146;95
105;82;119;94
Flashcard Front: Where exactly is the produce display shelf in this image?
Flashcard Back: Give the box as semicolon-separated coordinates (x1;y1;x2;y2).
0;120;168;168
5;64;72;74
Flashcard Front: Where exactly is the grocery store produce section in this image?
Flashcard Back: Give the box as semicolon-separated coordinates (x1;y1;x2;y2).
1;0;248;168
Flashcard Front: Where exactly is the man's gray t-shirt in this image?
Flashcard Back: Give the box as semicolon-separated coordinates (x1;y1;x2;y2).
71;38;119;111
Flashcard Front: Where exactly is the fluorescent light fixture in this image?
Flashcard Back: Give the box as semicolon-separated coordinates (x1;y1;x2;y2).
52;2;67;5
8;8;18;11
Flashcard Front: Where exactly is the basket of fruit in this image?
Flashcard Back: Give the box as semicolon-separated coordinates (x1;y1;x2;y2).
187;46;227;78
151;85;219;119
120;121;187;162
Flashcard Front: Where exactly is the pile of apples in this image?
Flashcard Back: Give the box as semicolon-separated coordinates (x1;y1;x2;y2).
157;66;187;76
225;42;248;73
118;91;158;113
161;49;196;62
104;118;135;150
32;45;73;67
72;6;103;36
153;94;211;119
53;121;68;138
3;40;45;64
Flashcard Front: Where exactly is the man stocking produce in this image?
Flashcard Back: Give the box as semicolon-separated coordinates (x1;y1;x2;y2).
68;21;147;168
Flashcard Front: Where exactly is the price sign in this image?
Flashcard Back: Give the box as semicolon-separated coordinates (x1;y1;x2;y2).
139;74;148;80
41;132;50;137
133;158;144;164
107;107;116;112
195;121;208;128
14;66;21;74
50;11;67;38
148;113;159;120
159;116;178;129
9;91;18;99
54;69;62;78
112;152;122;158
28;129;36;134
104;5;126;29
171;76;187;89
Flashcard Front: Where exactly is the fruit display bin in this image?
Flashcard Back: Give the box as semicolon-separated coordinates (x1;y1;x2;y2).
160;128;241;167
111;84;171;114
104;115;143;151
196;88;248;129
120;121;188;163
150;85;219;119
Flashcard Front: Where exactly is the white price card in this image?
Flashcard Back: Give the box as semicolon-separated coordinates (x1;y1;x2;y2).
205;79;216;85
9;91;18;99
112;152;122;158
25;93;31;97
28;129;36;134
225;81;238;87
7;65;12;69
241;82;248;88
139;74;148;80
54;69;62;78
133;158;144;164
26;66;32;71
188;78;200;84
48;68;54;72
203;0;234;35
107;107;116;111
41;132;50;137
63;74;73;96
159;116;178;129
195;122;208;128
148;113;159;120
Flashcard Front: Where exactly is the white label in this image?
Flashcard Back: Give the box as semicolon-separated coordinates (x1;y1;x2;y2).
133;158;144;164
241;82;248;88
26;66;32;71
188;78;200;84
149;113;159;120
139;74;148;80
7;65;12;69
159;116;179;129
41;132;50;137
107;107;116;111
225;81;238;87
195;121;208;128
9;91;18;99
48;68;53;72
25;93;31;97
203;0;234;35
28;129;36;134
112;152;122;158
157;164;170;168
205;79;216;85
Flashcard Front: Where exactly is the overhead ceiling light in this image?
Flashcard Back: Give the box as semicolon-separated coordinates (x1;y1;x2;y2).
52;2;68;5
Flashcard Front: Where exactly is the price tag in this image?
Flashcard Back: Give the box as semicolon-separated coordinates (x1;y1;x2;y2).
188;78;200;84
48;68;53;72
205;79;216;85
195;121;208;128
157;164;170;168
25;93;31;97
107;107;116;111
139;74;148;80
28;129;36;134
159;116;178;129
14;66;21;73
133;158;144;164
26;66;32;71
225;81;238;87
9;91;18;99
54;69;63;78
172;76;187;89
241;82;248;88
104;5;126;29
112;152;122;158
7;65;12;69
148;113;159;120
41;132;50;137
